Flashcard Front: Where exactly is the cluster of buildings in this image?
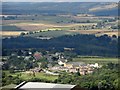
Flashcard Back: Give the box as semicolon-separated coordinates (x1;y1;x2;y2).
2;50;102;76
49;59;101;75
23;51;101;75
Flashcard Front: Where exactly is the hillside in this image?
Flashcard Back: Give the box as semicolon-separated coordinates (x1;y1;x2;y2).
2;34;118;57
2;2;118;16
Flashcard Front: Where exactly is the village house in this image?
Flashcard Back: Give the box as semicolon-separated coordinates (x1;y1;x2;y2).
55;52;61;56
33;52;42;60
48;65;61;71
79;69;87;75
28;51;32;55
46;53;63;63
30;67;43;73
79;66;95;75
69;68;78;73
58;57;67;65
64;62;86;69
48;65;68;72
87;63;100;68
79;66;88;75
24;56;31;60
58;59;66;66
64;63;73;69
57;53;67;65
63;62;97;75
87;67;94;74
46;54;54;63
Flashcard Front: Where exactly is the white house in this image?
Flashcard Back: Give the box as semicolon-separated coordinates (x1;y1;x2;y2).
89;63;99;68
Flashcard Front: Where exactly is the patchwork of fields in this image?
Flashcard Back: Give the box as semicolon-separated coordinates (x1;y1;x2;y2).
1;15;118;37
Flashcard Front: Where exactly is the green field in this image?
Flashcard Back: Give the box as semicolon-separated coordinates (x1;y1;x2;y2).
20;72;58;81
3;71;58;82
72;57;118;64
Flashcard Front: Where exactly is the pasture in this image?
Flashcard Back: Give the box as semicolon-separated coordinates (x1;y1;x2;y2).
3;71;58;82
20;72;58;81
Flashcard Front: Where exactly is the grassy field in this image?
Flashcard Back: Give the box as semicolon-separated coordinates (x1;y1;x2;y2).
3;71;58;82
72;57;118;64
8;22;97;31
20;72;58;81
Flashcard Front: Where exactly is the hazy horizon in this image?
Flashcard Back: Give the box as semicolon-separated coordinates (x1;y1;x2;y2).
2;0;119;2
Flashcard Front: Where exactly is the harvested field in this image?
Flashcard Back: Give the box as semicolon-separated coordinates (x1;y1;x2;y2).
1;31;28;36
10;23;97;31
11;24;62;31
66;23;97;27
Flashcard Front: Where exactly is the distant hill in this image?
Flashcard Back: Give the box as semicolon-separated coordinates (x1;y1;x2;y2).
2;2;118;16
2;34;118;57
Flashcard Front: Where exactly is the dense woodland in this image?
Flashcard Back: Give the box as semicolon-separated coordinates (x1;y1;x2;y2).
2;34;118;57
